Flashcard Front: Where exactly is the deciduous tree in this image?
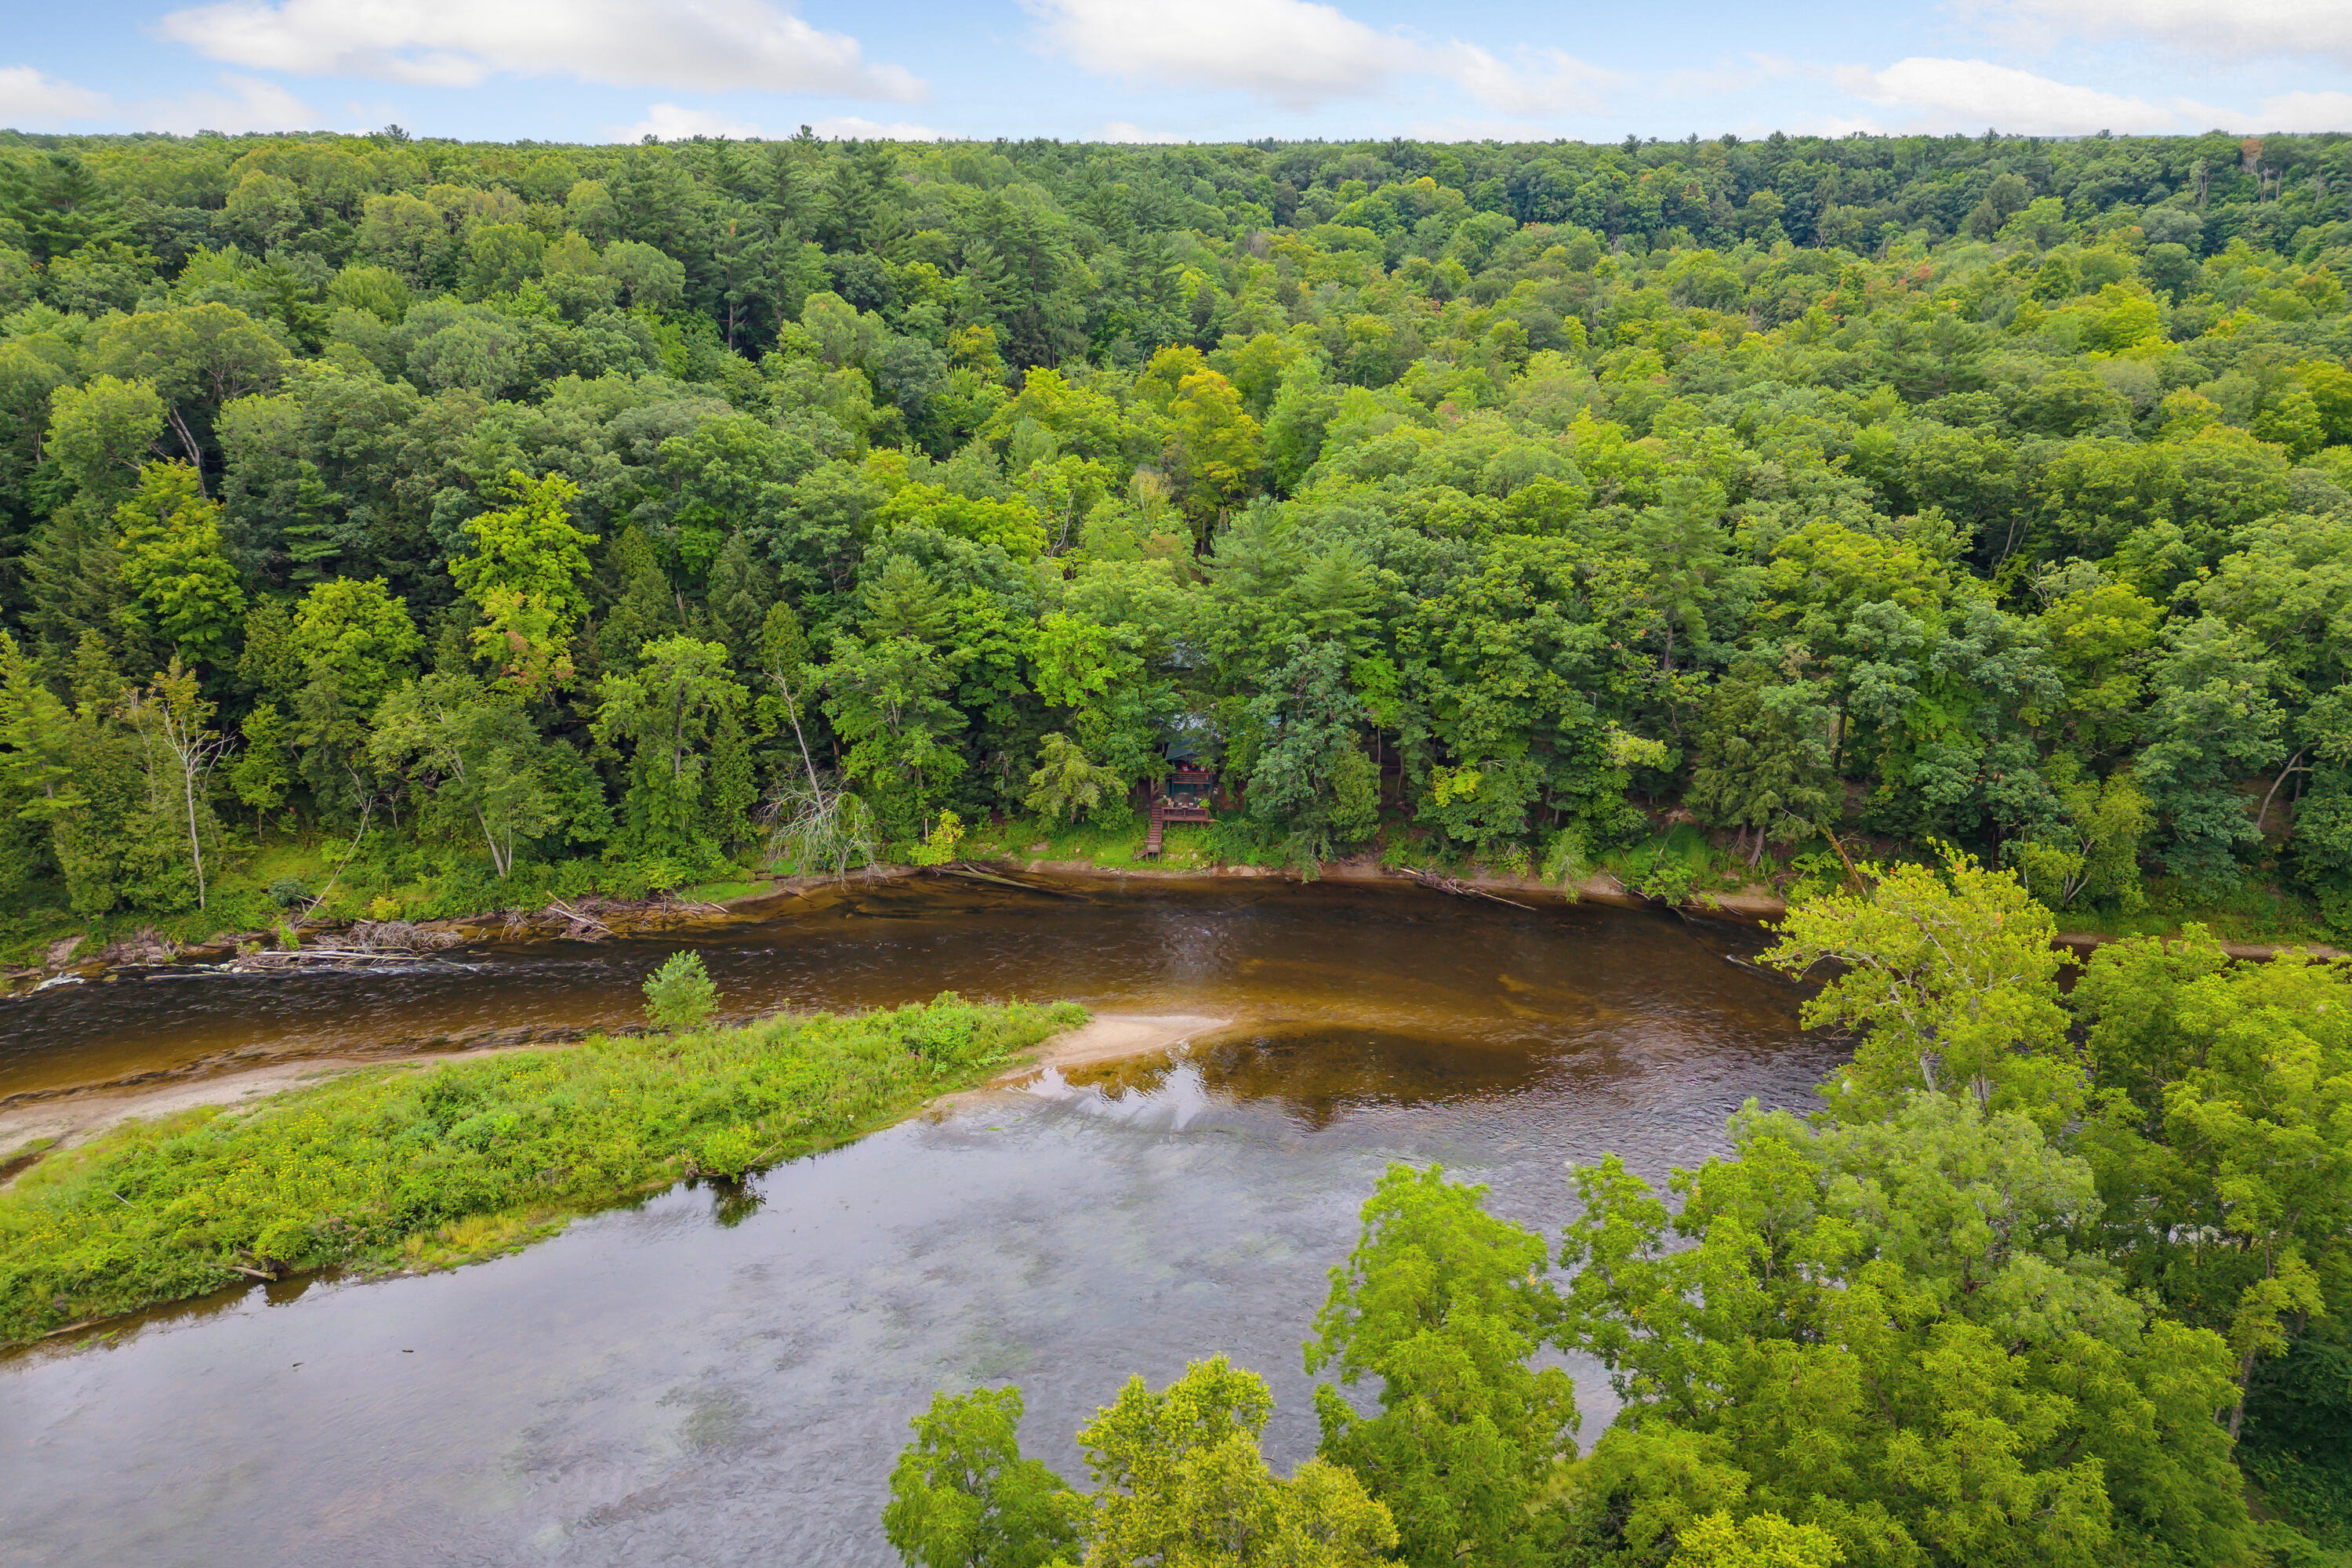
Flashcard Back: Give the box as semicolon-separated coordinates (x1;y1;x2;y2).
884;1386;1083;1568
1761;850;2082;1128
1557;1094;2255;1568
1307;1163;1577;1568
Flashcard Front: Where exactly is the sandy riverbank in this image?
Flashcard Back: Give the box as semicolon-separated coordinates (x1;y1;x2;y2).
1013;1011;1232;1074
882;1011;1238;1120
0;1044;554;1170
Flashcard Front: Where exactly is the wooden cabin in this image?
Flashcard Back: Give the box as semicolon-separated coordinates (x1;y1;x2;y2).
1143;764;1217;858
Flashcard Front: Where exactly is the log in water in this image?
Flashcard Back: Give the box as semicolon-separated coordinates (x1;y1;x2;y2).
0;878;1833;1568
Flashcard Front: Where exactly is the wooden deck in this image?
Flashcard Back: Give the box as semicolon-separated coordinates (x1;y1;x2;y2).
1142;797;1213;858
1142;765;1218;859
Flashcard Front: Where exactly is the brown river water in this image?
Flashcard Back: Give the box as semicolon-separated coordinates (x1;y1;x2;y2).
0;877;1832;1567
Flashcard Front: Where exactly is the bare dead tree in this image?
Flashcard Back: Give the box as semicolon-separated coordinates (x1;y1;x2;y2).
118;662;231;910
760;662;878;880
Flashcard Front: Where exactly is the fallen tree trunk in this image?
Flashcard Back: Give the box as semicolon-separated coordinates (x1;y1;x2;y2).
1403;869;1537;911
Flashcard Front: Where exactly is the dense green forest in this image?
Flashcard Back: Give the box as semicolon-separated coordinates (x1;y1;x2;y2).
3;125;2352;941
885;862;2352;1567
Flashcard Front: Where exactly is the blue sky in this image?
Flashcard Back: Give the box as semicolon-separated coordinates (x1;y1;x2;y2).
2;0;2348;145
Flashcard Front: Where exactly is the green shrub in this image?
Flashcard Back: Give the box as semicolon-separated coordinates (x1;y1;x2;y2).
906;1006;975;1062
689;1124;763;1178
644;951;717;1031
909;809;966;867
1538;827;1588;885
1201;814;1283;866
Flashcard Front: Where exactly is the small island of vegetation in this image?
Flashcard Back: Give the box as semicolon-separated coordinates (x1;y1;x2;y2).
0;964;1083;1345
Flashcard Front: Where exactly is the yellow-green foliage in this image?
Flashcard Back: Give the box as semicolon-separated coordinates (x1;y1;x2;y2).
0;994;1084;1344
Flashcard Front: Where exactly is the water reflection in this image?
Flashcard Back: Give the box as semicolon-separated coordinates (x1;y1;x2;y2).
0;886;1832;1568
1041;1025;1563;1131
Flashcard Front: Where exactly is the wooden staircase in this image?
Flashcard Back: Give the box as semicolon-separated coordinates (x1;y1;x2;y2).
1141;768;1214;861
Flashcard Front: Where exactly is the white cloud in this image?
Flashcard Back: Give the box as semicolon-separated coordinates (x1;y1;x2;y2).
1025;0;1610;116
339;96;404;127
605;107;943;142
1655;55;1802;100
1403;114;1569;143
0;65;111;126
1443;45;1614;117
1029;0;1418;107
1796;115;1894;138
2169;96;2242;132
1705;110;1891;140
1833;56;2180;135
807;115;942;140
0;66;318;135
143;72;318;134
158;0;924;100
1100;121;1189;143
610;103;768;142
1969;0;2352;66
2251;89;2352;132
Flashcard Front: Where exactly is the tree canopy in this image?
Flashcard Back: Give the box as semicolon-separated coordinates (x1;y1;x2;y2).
5;126;2352;926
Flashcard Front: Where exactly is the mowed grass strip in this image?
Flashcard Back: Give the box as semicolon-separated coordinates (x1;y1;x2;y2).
0;994;1084;1345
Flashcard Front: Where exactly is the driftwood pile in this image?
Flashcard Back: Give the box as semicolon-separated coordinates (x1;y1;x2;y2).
521;895;730;941
227;920;466;972
100;927;183;967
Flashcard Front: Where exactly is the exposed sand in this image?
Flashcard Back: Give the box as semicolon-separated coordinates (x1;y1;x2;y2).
1019;1012;1231;1074
0;1012;1235;1180
0;1047;548;1172
921;1011;1235;1116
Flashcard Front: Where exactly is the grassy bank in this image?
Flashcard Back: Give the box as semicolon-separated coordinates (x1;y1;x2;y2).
0;995;1084;1347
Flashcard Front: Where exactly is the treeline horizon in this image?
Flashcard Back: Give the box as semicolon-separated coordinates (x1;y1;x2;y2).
2;125;2351;935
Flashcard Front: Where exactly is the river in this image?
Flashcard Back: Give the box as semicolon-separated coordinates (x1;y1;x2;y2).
0;877;1833;1567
